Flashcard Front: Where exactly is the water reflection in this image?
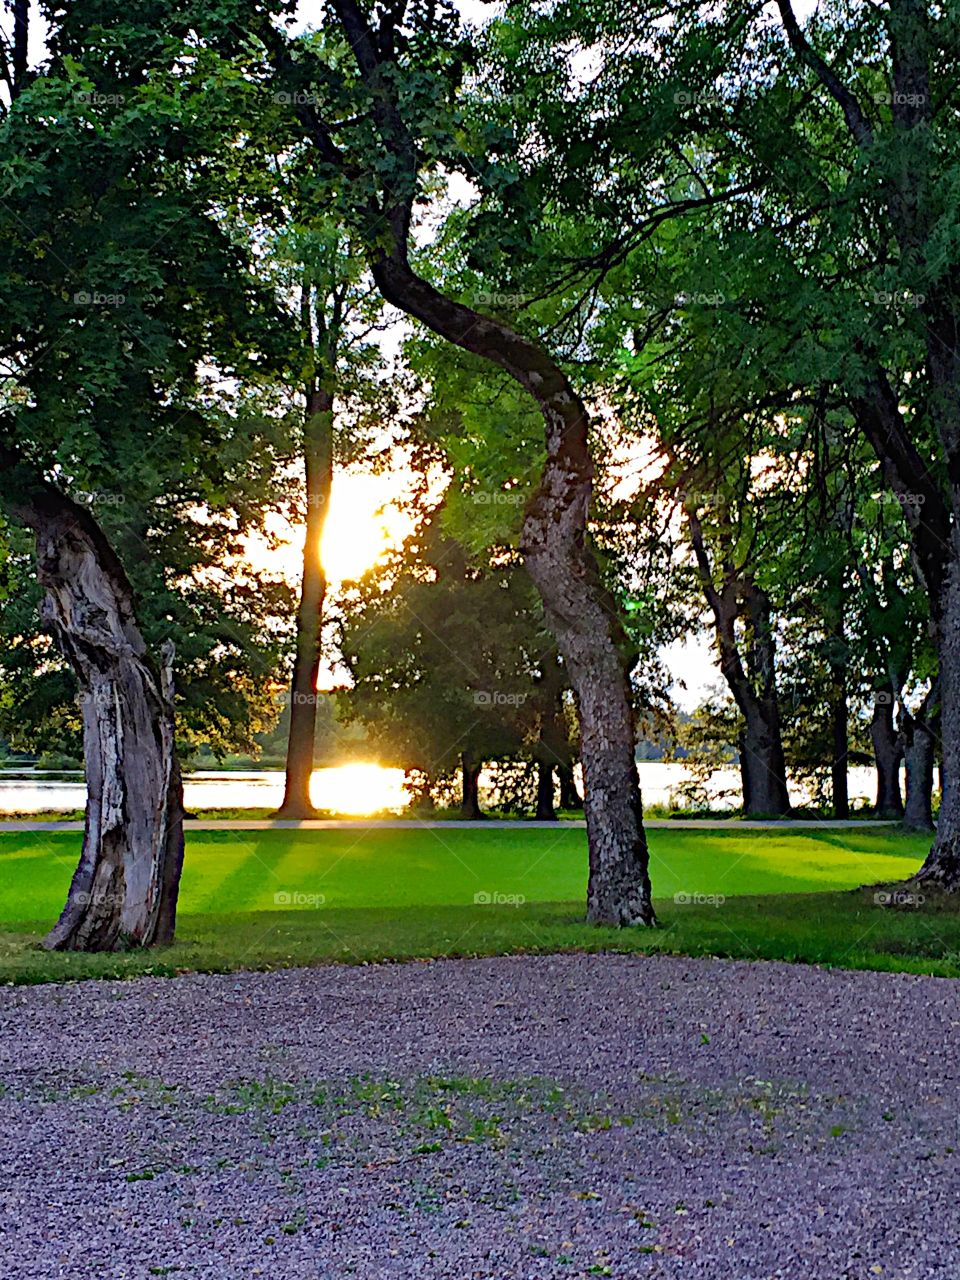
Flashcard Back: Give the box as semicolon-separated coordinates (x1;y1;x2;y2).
0;762;884;815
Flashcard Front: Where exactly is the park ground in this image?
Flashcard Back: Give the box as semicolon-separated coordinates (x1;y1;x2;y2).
1;823;958;983
2;825;959;1279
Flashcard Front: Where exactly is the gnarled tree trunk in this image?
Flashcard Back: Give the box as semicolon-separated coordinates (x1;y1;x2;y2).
276;386;334;819
7;474;184;951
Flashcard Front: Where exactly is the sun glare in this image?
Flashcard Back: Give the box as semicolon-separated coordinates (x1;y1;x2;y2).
309;762;409;814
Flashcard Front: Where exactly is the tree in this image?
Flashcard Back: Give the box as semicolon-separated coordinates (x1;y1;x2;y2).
268;1;655;922
339;503;547;816
0;2;287;947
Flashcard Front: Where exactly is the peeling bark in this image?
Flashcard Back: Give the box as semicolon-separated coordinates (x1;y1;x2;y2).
4;471;183;950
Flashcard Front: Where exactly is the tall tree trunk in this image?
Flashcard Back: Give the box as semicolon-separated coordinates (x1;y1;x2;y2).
460;754;483;820
830;651;850;818
903;682;938;833
276;387;334;819
870;691;904;819
558;763;583;809
918;552;960;884
6;474;184;951
535;761;557;821
688;510;790;817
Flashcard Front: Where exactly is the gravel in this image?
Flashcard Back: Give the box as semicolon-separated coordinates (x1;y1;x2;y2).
0;952;958;1280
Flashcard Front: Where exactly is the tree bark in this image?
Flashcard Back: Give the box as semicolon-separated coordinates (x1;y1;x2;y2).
870;690;904;819
5;473;184;950
460;754;483;820
535;761;557;821
903;682;938;832
276;386;334;819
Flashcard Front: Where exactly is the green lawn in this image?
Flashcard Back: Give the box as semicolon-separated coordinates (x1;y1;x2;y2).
1;824;956;984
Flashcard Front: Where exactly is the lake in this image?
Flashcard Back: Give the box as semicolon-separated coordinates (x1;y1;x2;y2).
0;761;885;815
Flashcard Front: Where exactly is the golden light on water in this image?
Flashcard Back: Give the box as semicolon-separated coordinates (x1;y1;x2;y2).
309;763;409;814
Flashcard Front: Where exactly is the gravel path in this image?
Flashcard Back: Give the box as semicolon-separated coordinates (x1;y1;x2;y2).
0;952;957;1279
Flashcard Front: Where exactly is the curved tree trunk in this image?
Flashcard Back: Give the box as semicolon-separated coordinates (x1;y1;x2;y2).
870;691;904;819
460;754;483;820
276;387;334;819
287;0;654;925
7;475;184;951
903;684;938;832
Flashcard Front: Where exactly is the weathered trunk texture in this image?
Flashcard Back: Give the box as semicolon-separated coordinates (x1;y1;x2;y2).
870;692;904;819
535;761;557;821
277;387;334;819
460;754;483;820
10;480;184;950
917;554;960;883
902;683;938;832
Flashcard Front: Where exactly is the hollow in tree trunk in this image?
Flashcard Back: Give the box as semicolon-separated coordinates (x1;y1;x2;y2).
460;754;483;820
870;690;904;819
7;473;184;951
276;387;334;819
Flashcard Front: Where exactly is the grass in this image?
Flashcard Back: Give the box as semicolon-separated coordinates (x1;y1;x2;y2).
0;824;956;985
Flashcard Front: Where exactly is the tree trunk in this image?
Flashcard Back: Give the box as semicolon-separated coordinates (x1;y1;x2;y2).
739;708;791;816
7;476;184;951
558;763;583;809
460;754;483;820
276;387;334;819
687;510;790;818
535;761;557;821
292;0;654;925
870;691;904;819
831;668;849;819
903;683;938;833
